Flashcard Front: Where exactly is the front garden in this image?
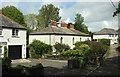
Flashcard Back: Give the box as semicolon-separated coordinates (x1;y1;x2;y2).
28;39;110;69
2;39;111;75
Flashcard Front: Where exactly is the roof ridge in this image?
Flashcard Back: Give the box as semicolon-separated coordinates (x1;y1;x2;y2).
0;14;27;29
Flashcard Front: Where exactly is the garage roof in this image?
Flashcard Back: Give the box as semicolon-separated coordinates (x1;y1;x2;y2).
0;14;27;29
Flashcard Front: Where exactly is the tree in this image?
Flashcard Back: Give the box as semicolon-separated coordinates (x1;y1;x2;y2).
2;6;27;27
24;14;37;30
113;2;120;44
36;15;45;30
67;22;73;28
74;13;89;34
24;14;45;31
113;2;120;17
39;4;61;27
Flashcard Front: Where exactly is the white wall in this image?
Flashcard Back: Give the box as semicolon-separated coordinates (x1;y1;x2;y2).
29;35;50;45
0;28;26;58
93;34;118;44
29;34;91;49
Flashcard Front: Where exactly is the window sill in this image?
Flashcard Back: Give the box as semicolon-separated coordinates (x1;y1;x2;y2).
12;35;20;38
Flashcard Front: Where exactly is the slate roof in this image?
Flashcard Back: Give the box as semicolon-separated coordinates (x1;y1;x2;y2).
94;28;118;35
0;14;27;29
30;26;90;36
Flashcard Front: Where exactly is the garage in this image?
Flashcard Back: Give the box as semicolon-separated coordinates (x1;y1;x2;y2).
8;45;22;59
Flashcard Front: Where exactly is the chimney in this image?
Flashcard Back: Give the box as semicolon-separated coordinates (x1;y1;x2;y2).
70;24;74;29
51;20;57;26
61;22;67;28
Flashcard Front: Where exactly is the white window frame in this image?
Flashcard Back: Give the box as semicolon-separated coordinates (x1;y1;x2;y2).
12;29;19;37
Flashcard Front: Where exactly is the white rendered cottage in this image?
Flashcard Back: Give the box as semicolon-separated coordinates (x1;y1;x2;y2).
93;28;118;44
0;14;27;59
29;20;91;50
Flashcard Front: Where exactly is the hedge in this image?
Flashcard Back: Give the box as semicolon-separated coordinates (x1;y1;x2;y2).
98;39;110;46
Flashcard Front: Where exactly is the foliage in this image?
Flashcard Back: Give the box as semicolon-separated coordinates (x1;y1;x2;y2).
60;45;90;57
98;39;110;46
118;36;120;44
103;47;110;62
24;14;45;31
67;23;73;28
39;4;61;27
113;2;120;17
2;57;12;75
53;42;70;53
62;40;107;58
30;50;41;58
74;13;89;34
78;57;85;68
28;40;52;57
2;6;27;27
73;41;85;50
89;41;107;57
4;46;8;58
3;63;44;75
47;50;53;55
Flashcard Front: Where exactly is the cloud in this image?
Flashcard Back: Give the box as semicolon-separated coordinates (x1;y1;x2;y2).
1;1;119;32
59;2;118;32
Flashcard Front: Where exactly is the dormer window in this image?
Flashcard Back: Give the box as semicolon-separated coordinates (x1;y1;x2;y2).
12;29;19;36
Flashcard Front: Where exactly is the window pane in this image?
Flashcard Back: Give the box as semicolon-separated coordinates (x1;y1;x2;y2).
12;29;15;35
16;29;18;36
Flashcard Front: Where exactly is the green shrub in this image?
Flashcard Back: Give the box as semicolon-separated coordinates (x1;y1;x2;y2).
2;58;12;75
98;39;110;46
28;40;52;58
54;42;70;53
30;51;41;58
3;64;44;75
4;46;8;58
74;41;85;50
2;58;11;69
89;41;106;57
60;46;90;57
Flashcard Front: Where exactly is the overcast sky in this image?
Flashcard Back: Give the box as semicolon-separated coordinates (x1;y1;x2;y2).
0;0;119;32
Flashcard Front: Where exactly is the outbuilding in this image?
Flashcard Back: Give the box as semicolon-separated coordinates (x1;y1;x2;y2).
0;14;27;59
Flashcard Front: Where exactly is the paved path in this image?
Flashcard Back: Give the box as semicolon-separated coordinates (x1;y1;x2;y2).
88;44;120;76
11;58;97;76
